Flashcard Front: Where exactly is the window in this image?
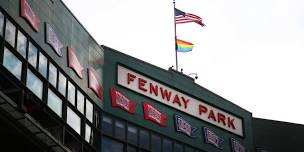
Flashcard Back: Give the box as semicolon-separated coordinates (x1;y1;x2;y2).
114;120;125;140
86;99;93;122
66;107;81;134
28;42;38;68
48;62;57;87
67;81;76;106
94;109;100;128
185;146;195;152
85;124;93;144
162;138;173;152
174;142;183;152
0;11;4;36
127;146;137;152
127;125;137;145
5;19;16;47
47;89;62;117
102;136;123;152
26;69;43;99
16;30;27;58
102;115;113;135
38;52;47;78
151;134;161;152
58;72;66;96
139;129;150;149
3;47;22;80
77;90;84;114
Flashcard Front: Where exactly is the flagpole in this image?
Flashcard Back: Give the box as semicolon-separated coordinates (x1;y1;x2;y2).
173;0;178;71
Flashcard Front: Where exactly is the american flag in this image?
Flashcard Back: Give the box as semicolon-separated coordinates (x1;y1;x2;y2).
175;8;205;26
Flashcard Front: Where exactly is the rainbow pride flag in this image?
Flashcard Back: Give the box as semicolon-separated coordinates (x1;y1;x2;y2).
176;38;194;52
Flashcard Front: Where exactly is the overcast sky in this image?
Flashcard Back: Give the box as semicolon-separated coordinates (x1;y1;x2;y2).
62;0;304;124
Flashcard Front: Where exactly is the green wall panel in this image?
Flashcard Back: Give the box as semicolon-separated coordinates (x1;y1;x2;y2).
103;46;254;152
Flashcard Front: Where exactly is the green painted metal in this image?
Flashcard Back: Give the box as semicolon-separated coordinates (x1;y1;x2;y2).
103;46;254;152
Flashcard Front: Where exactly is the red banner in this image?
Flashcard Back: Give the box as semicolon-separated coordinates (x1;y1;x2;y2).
88;67;103;100
110;88;136;114
20;0;40;32
143;102;167;126
68;47;84;78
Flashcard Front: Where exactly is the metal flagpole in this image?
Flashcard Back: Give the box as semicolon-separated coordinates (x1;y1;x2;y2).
173;0;178;71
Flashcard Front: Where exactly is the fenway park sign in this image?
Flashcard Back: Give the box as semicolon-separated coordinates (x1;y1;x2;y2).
117;65;244;136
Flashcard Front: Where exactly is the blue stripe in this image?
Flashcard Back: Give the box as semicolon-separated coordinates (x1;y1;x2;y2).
177;46;192;52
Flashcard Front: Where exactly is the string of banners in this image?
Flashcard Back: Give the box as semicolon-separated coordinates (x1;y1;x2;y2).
110;87;247;151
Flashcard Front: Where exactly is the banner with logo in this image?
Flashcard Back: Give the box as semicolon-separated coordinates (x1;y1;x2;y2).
110;88;136;114
231;138;246;152
203;127;224;149
46;23;63;56
20;0;40;32
174;114;197;137
143;102;167;126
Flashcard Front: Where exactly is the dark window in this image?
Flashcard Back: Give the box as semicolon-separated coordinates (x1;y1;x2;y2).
185;146;195;152
28;42;38;68
85;124;93;144
66;107;81;134
58;72;66;96
94;109;100;128
162;138;173;152
3;47;22;80
174;142;183;152
26;69;43;99
5;19;16;47
127;145;137;152
48;62;57;87
76;90;84;114
151;133;161;152
102;115;113;135
47;89;62;117
0;11;4;36
127;124;138;145
114;120;125;140
102;136;123;152
67;81;75;106
139;129;150;149
38;52;47;78
86;99;93;122
16;30;27;58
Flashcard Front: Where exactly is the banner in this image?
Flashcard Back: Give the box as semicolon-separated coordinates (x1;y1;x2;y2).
175;114;197;137
143;102;167;126
231;138;246;152
203;127;224;149
110;88;136;114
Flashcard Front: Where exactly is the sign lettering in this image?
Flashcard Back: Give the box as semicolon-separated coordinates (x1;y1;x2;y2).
117;65;243;136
